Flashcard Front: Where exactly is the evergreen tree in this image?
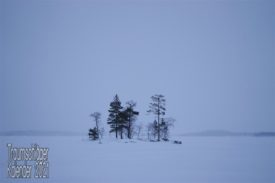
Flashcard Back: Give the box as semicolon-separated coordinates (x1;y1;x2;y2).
147;94;166;141
107;94;123;138
117;111;128;139
88;127;99;140
123;101;139;139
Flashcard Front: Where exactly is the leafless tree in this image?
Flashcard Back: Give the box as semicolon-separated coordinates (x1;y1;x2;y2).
90;112;103;142
136;123;143;139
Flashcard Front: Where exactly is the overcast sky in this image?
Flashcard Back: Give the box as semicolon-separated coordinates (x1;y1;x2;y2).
1;0;274;134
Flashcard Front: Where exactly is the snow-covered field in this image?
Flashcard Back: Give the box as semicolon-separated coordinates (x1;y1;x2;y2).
0;136;274;183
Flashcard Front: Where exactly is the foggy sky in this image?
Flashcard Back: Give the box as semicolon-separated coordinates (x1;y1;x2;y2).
1;0;274;134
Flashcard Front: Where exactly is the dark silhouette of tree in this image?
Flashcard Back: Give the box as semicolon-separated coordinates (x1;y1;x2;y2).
90;112;101;133
147;94;166;141
90;112;102;142
107;94;123;139
117;111;128;139
123;101;139;139
88;127;99;140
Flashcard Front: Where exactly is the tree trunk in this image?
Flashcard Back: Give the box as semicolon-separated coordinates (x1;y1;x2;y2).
157;98;160;141
115;124;118;139
128;118;131;139
120;129;123;139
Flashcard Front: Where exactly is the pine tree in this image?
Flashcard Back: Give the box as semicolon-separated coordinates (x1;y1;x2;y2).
123;101;139;139
147;94;166;141
107;94;123;139
117;111;128;139
88;127;99;140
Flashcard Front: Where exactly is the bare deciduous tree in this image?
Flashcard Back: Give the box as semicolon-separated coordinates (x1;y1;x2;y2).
90;112;103;142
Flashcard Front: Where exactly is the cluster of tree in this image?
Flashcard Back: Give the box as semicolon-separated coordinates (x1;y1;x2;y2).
88;94;174;142
147;118;175;141
107;95;139;139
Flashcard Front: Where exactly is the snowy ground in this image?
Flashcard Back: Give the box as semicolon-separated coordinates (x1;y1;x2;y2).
0;136;274;183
